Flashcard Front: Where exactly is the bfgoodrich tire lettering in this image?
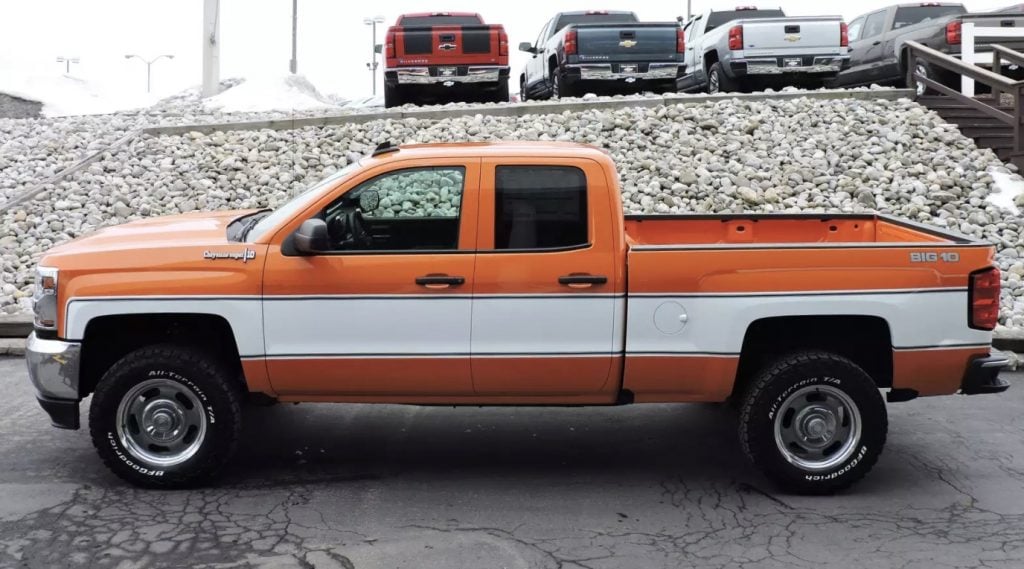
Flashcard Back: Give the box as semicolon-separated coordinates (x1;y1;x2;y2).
89;344;242;488
739;351;887;494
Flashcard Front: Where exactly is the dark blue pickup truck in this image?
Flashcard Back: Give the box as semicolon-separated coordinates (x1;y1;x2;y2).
518;10;686;99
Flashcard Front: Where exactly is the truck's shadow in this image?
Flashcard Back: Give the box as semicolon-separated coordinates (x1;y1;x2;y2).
226;402;752;487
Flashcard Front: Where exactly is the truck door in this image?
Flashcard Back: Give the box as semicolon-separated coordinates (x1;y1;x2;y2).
526;18;553;93
850;10;889;84
470;158;622;396
262;159;481;397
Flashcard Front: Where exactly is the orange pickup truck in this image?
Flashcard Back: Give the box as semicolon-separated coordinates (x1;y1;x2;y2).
27;142;1009;493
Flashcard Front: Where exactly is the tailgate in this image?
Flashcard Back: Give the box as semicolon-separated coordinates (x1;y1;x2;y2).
738;17;845;56
963;14;1024;57
395;25;500;64
576;23;680;62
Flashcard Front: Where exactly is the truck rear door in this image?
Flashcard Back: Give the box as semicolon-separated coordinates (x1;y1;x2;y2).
394;14;501;66
576;24;680;62
470;158;622;398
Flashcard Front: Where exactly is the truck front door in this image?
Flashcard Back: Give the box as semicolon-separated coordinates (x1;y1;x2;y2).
470;158;622;397
262;159;481;397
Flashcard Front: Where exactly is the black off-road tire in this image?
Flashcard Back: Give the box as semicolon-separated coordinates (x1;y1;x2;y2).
89;344;243;489
708;62;740;94
738;351;887;495
906;60;935;97
384;82;402;108
519;77;529;102
493;80;510;103
552;69;575;99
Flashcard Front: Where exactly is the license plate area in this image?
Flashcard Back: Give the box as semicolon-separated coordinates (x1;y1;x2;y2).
620;64;638;74
784;58;802;68
438;66;458;78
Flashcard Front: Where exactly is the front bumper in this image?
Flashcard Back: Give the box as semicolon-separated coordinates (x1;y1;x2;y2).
390;65;509;85
565;63;683;82
25;332;82;429
961;351;1011;395
731;55;849;76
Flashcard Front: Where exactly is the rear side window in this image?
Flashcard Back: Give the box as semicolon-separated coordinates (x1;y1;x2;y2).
706;9;785;32
494;166;588;250
893;6;965;29
399;15;483;27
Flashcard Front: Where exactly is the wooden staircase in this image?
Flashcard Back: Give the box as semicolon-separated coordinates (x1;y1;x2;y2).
918;95;1024;170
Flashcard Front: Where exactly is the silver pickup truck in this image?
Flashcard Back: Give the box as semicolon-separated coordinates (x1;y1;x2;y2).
677;7;850;93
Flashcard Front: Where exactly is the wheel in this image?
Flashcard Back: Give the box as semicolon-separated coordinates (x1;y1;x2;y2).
907;61;932;97
707;62;740;94
89;344;243;488
738;351;887;494
492;80;510;103
384;83;402;108
519;77;528;102
551;69;575;99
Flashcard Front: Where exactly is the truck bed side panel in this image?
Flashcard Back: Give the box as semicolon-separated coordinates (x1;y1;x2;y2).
623;244;994;402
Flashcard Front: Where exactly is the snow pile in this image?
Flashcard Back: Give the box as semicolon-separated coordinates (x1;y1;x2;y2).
986;167;1024;215
202;74;341;113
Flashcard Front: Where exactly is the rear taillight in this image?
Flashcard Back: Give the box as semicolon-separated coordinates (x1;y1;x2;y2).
840;22;849;47
385;28;396;58
946;20;962;44
565;29;578;55
728;25;743;50
499;29;508;56
677;27;686;52
969;267;1001;330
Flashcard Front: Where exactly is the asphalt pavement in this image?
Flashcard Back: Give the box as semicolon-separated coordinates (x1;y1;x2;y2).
1;356;1022;569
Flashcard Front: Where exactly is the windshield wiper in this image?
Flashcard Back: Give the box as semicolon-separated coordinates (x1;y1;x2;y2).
235;210;271;242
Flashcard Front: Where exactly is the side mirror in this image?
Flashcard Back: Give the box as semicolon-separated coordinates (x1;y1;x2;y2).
294;218;329;254
359;189;380;212
518;42;535;53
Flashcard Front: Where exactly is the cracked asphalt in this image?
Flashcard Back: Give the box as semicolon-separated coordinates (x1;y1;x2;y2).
1;356;1023;568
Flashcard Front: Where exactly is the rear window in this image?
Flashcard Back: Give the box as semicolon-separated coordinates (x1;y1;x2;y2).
706;9;785;32
494;166;588;250
399;15;483;27
893;6;966;29
553;13;639;34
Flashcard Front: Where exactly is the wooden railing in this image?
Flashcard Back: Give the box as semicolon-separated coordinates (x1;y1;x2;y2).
905;40;1024;159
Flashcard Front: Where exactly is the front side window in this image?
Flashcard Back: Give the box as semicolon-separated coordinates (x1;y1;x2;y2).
494;166;588;250
323;167;465;252
862;11;887;39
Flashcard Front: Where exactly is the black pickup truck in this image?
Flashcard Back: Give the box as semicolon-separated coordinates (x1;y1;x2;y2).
829;2;1024;94
518;10;685;99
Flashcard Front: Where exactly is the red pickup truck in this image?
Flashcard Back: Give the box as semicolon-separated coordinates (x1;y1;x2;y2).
26;142;1009;493
383;12;510;107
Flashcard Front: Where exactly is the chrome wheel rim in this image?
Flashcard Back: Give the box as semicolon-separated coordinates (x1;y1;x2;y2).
773;384;861;472
116;378;207;467
915;64;928;96
709;70;720;93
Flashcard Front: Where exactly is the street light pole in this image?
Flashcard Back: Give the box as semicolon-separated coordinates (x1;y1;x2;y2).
364;16;385;96
125;54;175;93
290;0;298;73
55;57;80;74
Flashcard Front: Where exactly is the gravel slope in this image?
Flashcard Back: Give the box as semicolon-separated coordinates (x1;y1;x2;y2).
2;94;1023;333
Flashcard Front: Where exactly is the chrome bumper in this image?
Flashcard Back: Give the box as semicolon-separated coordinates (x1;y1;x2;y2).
26;333;82;429
570;63;680;81
740;56;847;75
395;66;506;85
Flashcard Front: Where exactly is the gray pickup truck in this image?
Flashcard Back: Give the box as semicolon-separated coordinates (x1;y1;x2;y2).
677;7;850;93
518;10;685;99
829;3;1024;95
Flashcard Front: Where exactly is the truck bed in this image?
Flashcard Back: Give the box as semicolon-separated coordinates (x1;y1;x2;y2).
623;213;962;247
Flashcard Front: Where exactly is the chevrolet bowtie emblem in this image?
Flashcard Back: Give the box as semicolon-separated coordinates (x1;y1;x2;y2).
619;39;638;48
439;43;456;51
784;34;800;42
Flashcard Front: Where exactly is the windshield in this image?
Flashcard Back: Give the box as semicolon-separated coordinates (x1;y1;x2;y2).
554;13;638;33
706;9;785;32
893;6;965;29
245;160;363;242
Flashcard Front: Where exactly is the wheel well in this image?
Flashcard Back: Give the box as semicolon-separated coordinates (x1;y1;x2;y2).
704;50;720;73
731;316;894;400
79;313;245;398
